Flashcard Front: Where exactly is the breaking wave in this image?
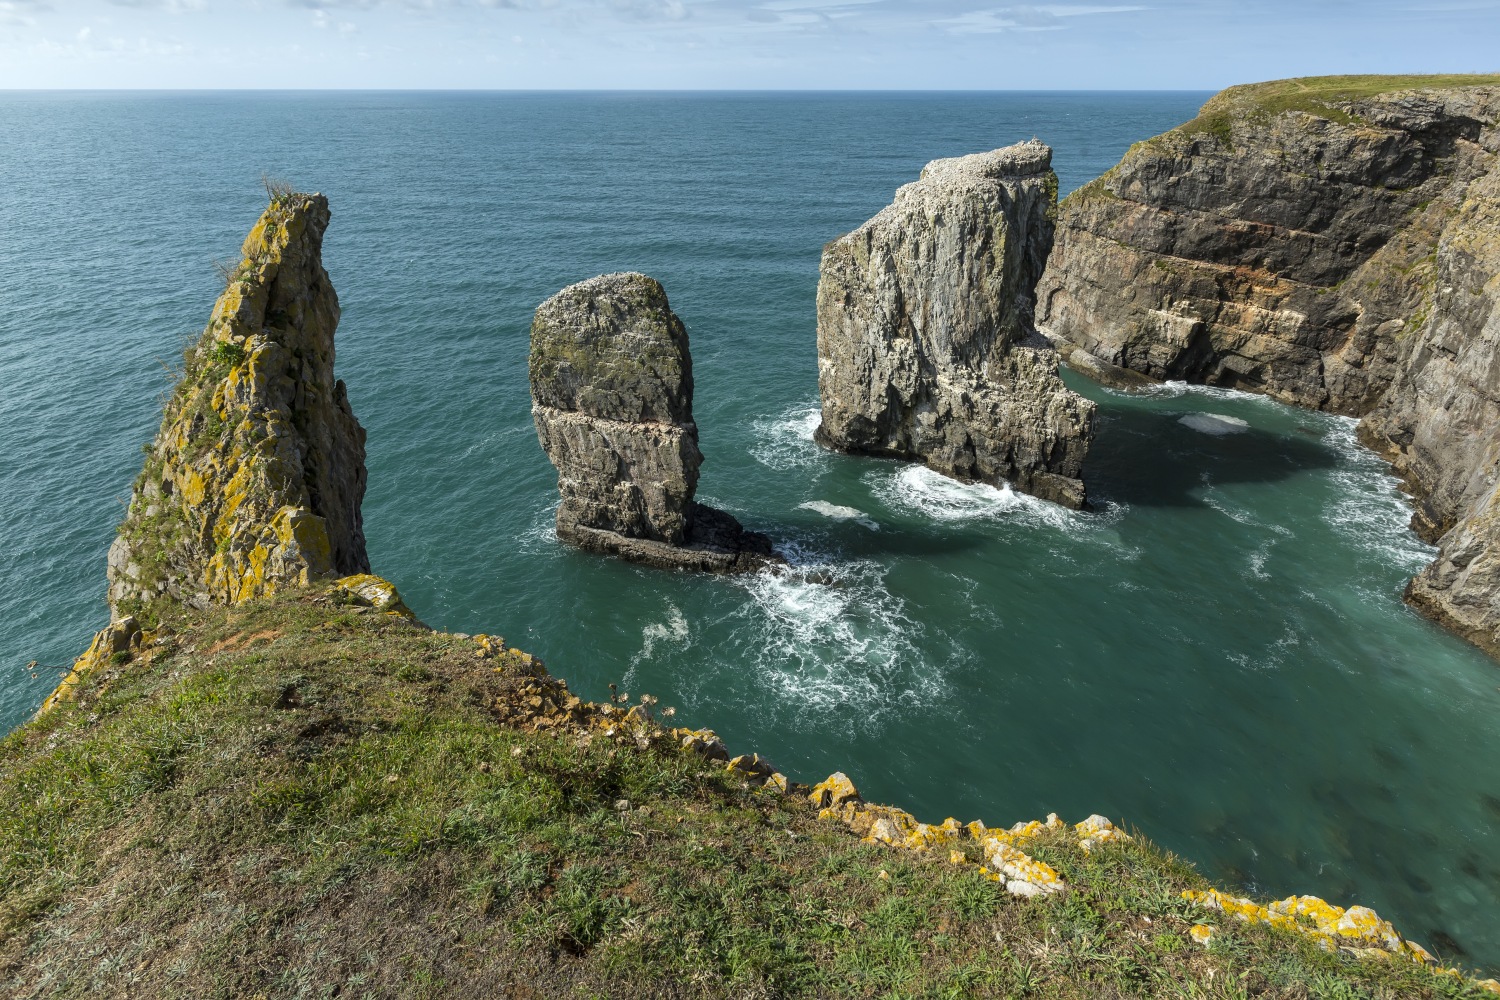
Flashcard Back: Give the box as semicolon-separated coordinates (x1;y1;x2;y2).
868;464;1099;532
750;402;825;471
717;540;952;723
1319;417;1434;572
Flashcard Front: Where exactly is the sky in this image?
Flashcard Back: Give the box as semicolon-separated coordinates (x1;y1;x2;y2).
0;0;1495;90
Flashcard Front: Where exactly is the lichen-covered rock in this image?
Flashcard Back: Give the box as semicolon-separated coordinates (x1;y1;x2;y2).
37;616;144;715
1037;77;1500;656
815;140;1096;509
107;193;369;615
331;573;416;619
530;272;778;573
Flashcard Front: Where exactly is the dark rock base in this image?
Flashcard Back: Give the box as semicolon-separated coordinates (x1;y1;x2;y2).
558;503;782;574
813;425;1088;512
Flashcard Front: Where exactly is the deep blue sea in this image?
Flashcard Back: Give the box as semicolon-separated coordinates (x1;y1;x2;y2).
3;91;1499;970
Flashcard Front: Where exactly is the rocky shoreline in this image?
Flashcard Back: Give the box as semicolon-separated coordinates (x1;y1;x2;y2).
13;78;1500;996
1038;75;1500;656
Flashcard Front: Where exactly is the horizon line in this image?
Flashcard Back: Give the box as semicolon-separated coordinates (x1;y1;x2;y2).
0;86;1224;94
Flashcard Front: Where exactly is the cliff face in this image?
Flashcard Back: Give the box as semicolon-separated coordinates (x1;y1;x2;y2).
106;193;370;616
530;273;777;573
816;141;1096;510
1362;140;1500;651
1037;76;1500;655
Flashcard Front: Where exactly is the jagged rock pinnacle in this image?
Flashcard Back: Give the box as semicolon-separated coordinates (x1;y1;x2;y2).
107;192;370;615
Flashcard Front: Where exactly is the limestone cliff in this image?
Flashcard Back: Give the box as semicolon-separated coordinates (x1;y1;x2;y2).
530;272;777;573
1037;76;1500;655
816;140;1096;510
107;192;371;615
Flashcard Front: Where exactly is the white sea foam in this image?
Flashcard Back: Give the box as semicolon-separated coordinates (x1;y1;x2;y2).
868;464;1088;530
1179;412;1250;435
798;500;879;531
1246;538;1275;580
1319;417;1435;571
1122;380;1282;408
720;540;951;723
626;602;692;689
750;402;825;471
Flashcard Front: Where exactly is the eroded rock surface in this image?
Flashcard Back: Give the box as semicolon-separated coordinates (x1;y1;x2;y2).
1036;77;1500;655
530;273;777;573
815;140;1096;509
107;193;370;615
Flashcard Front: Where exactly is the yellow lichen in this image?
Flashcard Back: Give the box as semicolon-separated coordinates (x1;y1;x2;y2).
36;617;146;717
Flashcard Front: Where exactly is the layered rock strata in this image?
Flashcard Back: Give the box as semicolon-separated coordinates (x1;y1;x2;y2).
530;273;777;573
815;140;1096;509
107;192;372;615
1036;77;1500;655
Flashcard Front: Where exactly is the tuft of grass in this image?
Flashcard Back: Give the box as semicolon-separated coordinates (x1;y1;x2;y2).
262;173;297;204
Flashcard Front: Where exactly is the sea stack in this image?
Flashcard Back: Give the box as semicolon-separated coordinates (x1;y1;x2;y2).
107;192;372;616
814;140;1096;509
530;272;777;573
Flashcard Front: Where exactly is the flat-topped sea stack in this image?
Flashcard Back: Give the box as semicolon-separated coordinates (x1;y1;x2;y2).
530;272;778;573
815;140;1096;510
1036;75;1500;656
107;191;373;617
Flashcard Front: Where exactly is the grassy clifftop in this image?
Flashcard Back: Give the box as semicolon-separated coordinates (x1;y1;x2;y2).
1184;73;1500;144
4;589;1496;998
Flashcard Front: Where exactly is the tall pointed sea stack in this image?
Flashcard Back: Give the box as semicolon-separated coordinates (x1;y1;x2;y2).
107;192;371;616
815;140;1096;509
530;272;777;573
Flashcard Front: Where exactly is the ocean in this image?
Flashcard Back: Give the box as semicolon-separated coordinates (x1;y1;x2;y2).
3;90;1498;968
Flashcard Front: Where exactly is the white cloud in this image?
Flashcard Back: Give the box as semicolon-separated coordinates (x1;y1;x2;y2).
939;3;1146;33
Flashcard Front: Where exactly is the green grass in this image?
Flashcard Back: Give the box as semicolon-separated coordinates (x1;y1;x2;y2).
1170;74;1500;148
2;591;1495;998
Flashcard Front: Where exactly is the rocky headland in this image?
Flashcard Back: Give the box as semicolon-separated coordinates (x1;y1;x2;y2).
1037;75;1500;656
7;188;1500;996
816;140;1096;509
530;272;777;573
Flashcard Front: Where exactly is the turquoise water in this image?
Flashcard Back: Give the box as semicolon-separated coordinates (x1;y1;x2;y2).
3;91;1499;969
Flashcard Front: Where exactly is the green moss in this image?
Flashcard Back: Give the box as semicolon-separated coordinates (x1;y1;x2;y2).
1064;171;1122;208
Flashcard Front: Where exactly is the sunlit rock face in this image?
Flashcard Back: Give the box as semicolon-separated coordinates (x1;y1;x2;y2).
107;193;369;616
1036;80;1500;655
815;140;1096;510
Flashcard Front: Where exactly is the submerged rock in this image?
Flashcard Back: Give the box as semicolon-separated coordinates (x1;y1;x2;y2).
530;272;778;573
1036;76;1500;656
107;192;370;616
814;140;1096;510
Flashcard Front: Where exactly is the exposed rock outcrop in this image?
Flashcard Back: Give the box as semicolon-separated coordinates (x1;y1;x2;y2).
1036;75;1500;655
815;140;1096;509
107;192;371;616
530;272;777;573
